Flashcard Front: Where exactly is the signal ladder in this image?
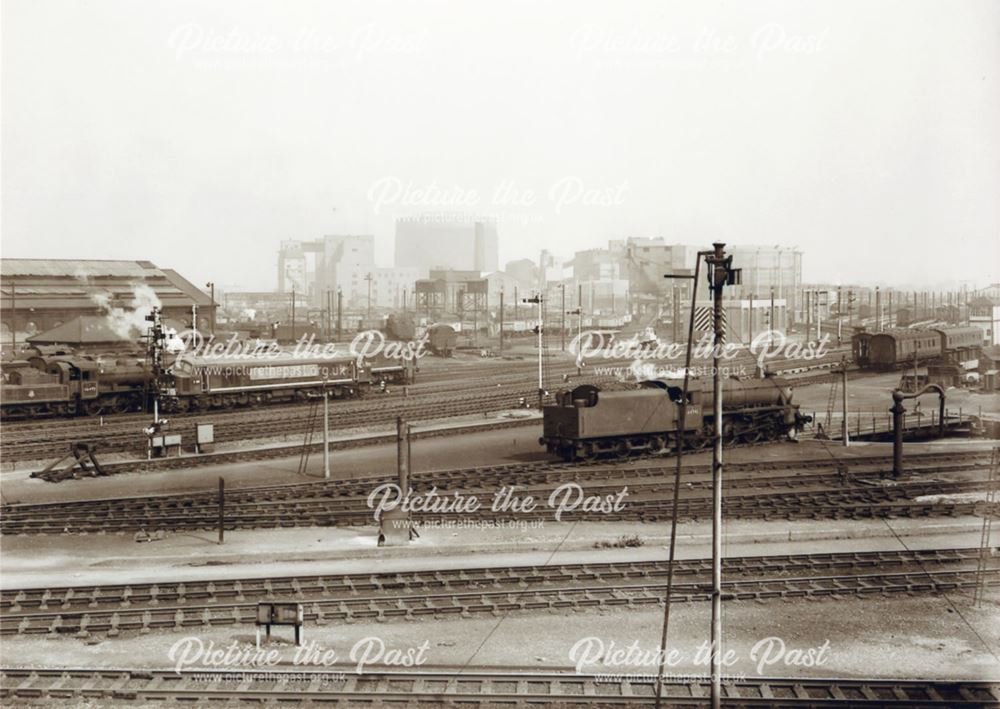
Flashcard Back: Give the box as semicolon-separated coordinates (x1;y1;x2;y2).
973;446;999;607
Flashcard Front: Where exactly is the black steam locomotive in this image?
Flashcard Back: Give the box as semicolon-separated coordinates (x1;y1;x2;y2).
541;376;811;462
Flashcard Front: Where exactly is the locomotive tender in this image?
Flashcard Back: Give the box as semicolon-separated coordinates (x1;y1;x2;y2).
541;376;810;462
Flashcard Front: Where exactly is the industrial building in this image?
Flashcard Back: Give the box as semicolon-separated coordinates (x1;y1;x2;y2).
970;296;1000;346
0;259;216;350
394;214;499;275
277;235;420;310
558;239;803;335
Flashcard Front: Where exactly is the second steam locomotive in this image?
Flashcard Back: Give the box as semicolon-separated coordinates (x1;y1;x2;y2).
541;376;810;462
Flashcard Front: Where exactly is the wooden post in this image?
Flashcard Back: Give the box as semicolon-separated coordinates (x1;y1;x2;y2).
323;388;330;479
218;477;225;544
841;365;849;447
499;289;504;354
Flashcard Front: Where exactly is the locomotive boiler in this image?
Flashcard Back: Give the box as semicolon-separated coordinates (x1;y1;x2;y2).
540;376;810;462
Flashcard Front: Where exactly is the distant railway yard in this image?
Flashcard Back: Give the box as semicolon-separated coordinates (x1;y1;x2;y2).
2;342;999;707
7;4;1000;703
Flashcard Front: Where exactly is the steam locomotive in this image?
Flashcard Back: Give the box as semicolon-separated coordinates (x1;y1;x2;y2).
0;352;152;418
541;376;810;462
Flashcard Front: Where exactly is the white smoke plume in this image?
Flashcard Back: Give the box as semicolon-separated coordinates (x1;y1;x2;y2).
91;283;163;340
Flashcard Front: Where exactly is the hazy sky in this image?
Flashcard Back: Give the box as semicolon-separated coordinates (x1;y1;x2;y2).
3;0;998;290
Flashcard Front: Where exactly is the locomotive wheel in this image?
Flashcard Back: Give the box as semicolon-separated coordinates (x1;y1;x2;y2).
649;435;668;455
578;442;596;461
83;400;106;416
612;440;630;459
689;433;711;450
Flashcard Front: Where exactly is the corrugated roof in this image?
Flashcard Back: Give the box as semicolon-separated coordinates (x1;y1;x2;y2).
160;269;214;307
1;259;160;278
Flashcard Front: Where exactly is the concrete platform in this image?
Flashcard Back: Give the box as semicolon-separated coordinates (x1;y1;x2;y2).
1;515;992;591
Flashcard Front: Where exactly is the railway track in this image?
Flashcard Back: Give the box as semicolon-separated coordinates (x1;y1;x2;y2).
0;385;560;463
9;449;993;513
2;667;996;707
2;548;993;636
2;453;994;534
4;482;994;535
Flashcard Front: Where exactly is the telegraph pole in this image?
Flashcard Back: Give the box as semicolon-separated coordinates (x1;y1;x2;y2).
875;286;882;332
672;285;680;342
805;289;811;340
366;273;373;319
326;290;332;340
656;250;710;709
840;360;849;447
290;288;296;343
336;288;343;341
323;378;330;478
816;291;822;341
769;288;775;348
567;307;582;374
560;283;566;351
9;282;15;353
206;282;216;337
499;289;504;354
703;243;740;709
837;287;843;344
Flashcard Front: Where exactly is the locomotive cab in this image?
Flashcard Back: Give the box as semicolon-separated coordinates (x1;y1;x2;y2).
46;359;99;400
559;384;599;407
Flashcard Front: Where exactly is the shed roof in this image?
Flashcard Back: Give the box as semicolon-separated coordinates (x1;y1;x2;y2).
27;316;137;345
1;259;159;278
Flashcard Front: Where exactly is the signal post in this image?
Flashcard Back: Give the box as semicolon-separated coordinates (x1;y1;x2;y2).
703;243;741;709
